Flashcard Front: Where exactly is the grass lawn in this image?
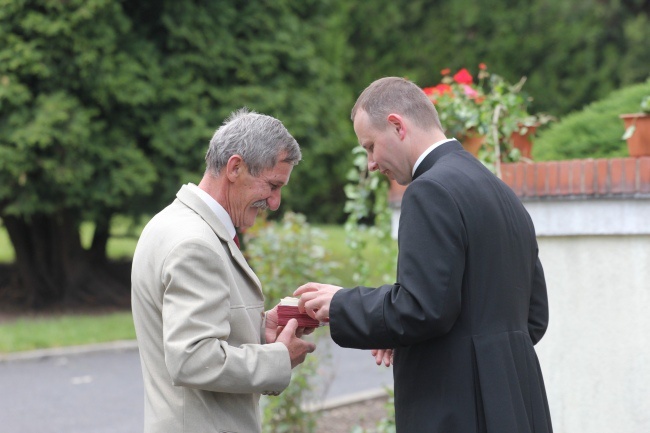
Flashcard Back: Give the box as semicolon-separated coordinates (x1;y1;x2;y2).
0;220;396;353
0;311;136;353
0;222;14;263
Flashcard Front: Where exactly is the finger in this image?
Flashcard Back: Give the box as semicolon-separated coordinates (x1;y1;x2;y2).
297;291;319;313
303;327;316;335
296;292;314;313
371;349;378;356
383;351;392;367
303;298;322;319
311;304;330;322
375;350;384;365
280;318;298;337
383;349;393;367
294;283;320;296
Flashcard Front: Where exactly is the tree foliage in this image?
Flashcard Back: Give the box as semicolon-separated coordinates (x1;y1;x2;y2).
344;0;650;117
0;0;353;307
0;0;159;307
1;0;649;307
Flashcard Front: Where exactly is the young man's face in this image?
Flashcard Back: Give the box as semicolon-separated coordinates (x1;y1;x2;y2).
353;109;410;185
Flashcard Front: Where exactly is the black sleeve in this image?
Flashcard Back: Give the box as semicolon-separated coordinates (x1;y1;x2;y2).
330;179;467;349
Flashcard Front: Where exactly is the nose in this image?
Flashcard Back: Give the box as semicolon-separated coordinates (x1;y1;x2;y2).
268;189;282;211
367;159;379;172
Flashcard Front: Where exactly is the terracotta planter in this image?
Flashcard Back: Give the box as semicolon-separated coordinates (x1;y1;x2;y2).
510;125;537;159
459;132;485;157
620;113;650;157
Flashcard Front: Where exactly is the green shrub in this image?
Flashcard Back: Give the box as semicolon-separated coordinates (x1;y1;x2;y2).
533;79;650;161
344;147;397;433
245;212;339;433
343;147;397;286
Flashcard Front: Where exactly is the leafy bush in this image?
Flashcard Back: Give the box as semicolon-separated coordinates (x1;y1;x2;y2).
533;79;650;161
245;212;339;433
344;147;397;432
343;147;397;286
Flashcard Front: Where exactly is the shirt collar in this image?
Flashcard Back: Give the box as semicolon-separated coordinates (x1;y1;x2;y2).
412;138;456;177
186;183;236;239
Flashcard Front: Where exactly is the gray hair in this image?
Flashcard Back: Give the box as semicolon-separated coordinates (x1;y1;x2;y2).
351;77;443;132
205;108;301;176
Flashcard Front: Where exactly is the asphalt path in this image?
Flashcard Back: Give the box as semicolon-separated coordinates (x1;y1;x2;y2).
0;338;393;433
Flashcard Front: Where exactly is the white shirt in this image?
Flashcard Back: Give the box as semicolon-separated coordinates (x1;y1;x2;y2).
412;138;456;177
186;183;236;239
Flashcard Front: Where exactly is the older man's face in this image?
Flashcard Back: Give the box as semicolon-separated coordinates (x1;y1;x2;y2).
229;156;293;229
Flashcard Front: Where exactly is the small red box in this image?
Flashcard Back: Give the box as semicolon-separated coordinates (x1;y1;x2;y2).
277;304;320;328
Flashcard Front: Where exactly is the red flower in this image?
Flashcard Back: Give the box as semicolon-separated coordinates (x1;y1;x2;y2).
422;86;436;95
433;83;452;95
479;63;487;70
440;68;451;76
423;83;453;103
453;68;473;85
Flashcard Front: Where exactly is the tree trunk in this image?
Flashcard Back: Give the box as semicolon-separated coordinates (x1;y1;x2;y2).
89;214;111;264
1;212;130;310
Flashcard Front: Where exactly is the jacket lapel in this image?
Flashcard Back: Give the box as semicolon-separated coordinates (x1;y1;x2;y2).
175;185;263;292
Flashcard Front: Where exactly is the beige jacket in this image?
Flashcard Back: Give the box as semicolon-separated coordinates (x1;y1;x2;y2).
131;185;291;433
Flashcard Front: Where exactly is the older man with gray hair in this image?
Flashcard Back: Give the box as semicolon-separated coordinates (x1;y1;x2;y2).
132;108;315;433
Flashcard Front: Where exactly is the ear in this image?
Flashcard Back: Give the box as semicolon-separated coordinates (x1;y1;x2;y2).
225;155;244;182
386;114;407;140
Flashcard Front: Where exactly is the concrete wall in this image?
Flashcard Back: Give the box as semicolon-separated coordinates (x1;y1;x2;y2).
529;196;650;433
535;234;650;433
525;199;650;236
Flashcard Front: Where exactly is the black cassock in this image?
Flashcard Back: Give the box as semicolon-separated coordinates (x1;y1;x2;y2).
330;140;553;433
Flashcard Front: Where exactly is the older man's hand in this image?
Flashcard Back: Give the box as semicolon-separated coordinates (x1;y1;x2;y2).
294;282;342;323
275;319;316;369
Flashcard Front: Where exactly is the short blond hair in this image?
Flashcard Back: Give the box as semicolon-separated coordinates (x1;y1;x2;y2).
351;77;443;132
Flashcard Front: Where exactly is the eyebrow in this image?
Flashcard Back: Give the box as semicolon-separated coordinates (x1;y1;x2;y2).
269;179;286;187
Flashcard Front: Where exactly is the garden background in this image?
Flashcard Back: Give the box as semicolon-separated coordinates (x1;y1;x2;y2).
1;0;649;431
2;0;649;307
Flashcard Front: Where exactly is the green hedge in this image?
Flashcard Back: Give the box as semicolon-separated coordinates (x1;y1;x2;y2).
533;79;650;161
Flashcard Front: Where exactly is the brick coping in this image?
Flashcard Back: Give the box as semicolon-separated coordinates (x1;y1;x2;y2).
501;157;650;199
388;157;650;203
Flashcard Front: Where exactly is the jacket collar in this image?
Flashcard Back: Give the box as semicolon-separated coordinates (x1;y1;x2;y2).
175;185;262;290
412;139;463;180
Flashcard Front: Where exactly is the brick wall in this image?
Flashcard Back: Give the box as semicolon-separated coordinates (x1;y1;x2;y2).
501;157;650;199
388;156;650;207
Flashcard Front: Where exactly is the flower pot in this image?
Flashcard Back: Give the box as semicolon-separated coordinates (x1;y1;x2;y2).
620;113;650;157
510;125;537;159
459;132;485;157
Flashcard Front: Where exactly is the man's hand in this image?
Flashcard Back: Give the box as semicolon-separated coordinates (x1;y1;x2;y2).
371;349;394;367
265;305;280;344
275;319;317;369
265;305;315;344
294;282;342;322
